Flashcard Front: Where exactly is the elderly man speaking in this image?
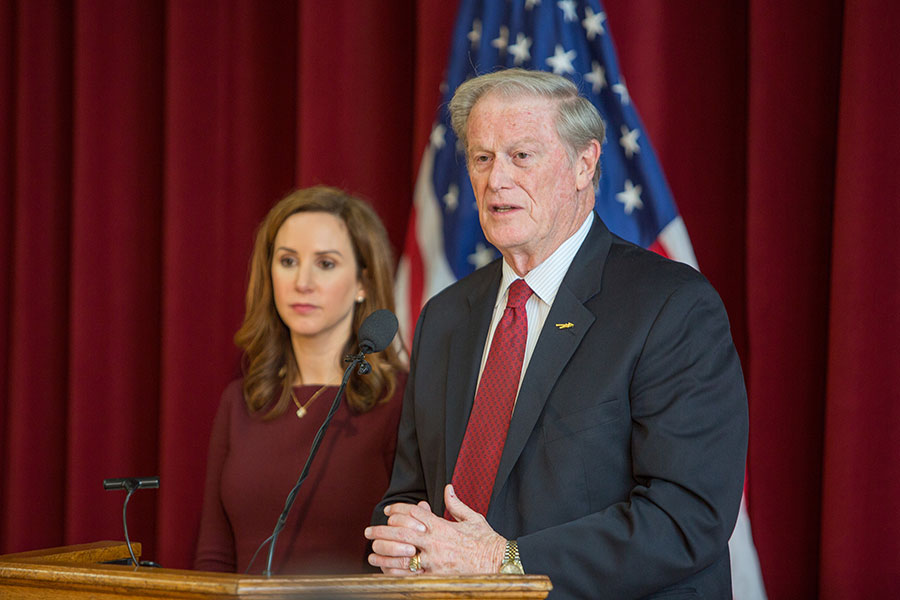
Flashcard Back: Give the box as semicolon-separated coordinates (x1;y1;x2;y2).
365;68;748;600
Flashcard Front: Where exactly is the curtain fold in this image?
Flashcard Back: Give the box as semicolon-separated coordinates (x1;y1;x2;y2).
157;0;304;568
745;1;844;597
1;1;898;597
819;2;900;597
295;0;416;245
3;0;73;553
0;1;12;478
65;0;165;555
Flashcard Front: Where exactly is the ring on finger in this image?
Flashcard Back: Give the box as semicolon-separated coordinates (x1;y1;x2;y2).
408;553;421;572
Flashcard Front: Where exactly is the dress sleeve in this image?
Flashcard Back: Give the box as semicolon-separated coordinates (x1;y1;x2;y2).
193;383;238;572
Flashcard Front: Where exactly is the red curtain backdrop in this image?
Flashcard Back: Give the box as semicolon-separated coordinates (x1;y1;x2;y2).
1;2;897;598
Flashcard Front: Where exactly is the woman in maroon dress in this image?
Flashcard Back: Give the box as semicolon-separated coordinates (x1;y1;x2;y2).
194;186;406;575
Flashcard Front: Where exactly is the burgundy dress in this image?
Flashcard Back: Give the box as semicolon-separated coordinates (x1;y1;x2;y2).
194;373;405;574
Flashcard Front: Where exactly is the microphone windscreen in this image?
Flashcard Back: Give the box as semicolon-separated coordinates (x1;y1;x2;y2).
358;309;398;354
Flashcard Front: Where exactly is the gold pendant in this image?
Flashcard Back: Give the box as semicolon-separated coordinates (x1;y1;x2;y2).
296;406;307;418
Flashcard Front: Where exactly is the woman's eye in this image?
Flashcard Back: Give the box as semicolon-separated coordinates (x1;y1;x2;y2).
318;259;336;270
279;256;296;267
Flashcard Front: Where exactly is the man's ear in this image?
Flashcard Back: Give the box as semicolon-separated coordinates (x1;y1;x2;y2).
575;139;602;191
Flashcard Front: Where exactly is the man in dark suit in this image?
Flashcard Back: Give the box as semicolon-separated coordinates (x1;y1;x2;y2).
365;68;748;599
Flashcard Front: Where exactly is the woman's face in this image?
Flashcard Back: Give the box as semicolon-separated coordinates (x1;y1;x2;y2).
271;211;364;348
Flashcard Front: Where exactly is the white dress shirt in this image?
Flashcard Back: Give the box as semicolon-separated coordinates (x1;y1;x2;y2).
476;211;594;403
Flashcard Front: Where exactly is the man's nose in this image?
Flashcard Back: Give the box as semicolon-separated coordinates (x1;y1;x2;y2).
487;157;513;191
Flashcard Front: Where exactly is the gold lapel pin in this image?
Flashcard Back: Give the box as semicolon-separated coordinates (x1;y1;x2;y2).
555;322;574;330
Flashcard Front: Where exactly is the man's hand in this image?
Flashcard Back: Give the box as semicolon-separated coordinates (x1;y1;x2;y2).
365;484;507;575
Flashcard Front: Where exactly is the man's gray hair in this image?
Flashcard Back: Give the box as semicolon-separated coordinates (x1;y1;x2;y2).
448;68;606;185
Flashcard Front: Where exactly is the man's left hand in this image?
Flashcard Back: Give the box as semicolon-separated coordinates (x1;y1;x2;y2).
365;484;506;575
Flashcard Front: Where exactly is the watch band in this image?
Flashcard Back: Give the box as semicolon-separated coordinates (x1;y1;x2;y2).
499;539;524;574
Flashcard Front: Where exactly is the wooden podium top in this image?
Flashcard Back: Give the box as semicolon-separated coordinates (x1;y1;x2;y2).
0;541;552;599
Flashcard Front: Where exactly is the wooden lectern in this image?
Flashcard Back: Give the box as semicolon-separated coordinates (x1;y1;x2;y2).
0;541;551;599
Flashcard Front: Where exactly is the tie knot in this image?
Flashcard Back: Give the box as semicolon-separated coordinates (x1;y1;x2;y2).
506;279;532;309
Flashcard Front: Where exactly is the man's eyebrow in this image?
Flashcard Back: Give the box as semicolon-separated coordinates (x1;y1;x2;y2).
469;136;542;151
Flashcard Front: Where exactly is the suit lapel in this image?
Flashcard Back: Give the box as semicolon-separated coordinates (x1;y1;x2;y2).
488;218;613;514
443;263;501;489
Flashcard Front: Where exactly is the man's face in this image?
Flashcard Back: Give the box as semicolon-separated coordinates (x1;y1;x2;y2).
465;92;595;272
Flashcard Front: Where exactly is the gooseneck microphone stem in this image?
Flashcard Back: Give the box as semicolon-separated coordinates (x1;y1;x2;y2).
102;476;160;568
248;309;397;576
257;352;368;577
122;486;140;567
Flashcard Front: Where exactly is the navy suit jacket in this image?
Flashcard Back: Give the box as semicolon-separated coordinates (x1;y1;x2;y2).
375;218;748;599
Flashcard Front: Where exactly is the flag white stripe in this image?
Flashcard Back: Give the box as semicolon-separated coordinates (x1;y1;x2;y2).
657;215;699;270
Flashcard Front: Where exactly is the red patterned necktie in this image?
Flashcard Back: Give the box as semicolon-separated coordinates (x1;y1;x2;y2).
447;278;533;519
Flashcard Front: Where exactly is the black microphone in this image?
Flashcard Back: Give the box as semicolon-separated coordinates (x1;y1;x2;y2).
252;310;398;576
357;309;399;354
103;477;160;491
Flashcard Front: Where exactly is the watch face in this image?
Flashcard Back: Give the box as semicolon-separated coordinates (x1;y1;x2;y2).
499;562;525;575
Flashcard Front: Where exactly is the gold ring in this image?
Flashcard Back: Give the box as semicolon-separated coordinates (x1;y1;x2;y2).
408;553;421;572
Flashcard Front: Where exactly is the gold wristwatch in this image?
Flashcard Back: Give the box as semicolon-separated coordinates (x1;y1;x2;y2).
499;539;524;574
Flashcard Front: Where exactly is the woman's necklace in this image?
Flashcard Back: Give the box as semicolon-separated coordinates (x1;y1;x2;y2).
290;381;334;419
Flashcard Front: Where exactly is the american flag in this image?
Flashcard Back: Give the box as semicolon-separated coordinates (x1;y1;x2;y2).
395;1;766;597
396;0;696;341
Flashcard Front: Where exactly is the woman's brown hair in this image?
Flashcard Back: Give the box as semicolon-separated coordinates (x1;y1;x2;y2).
235;186;404;418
